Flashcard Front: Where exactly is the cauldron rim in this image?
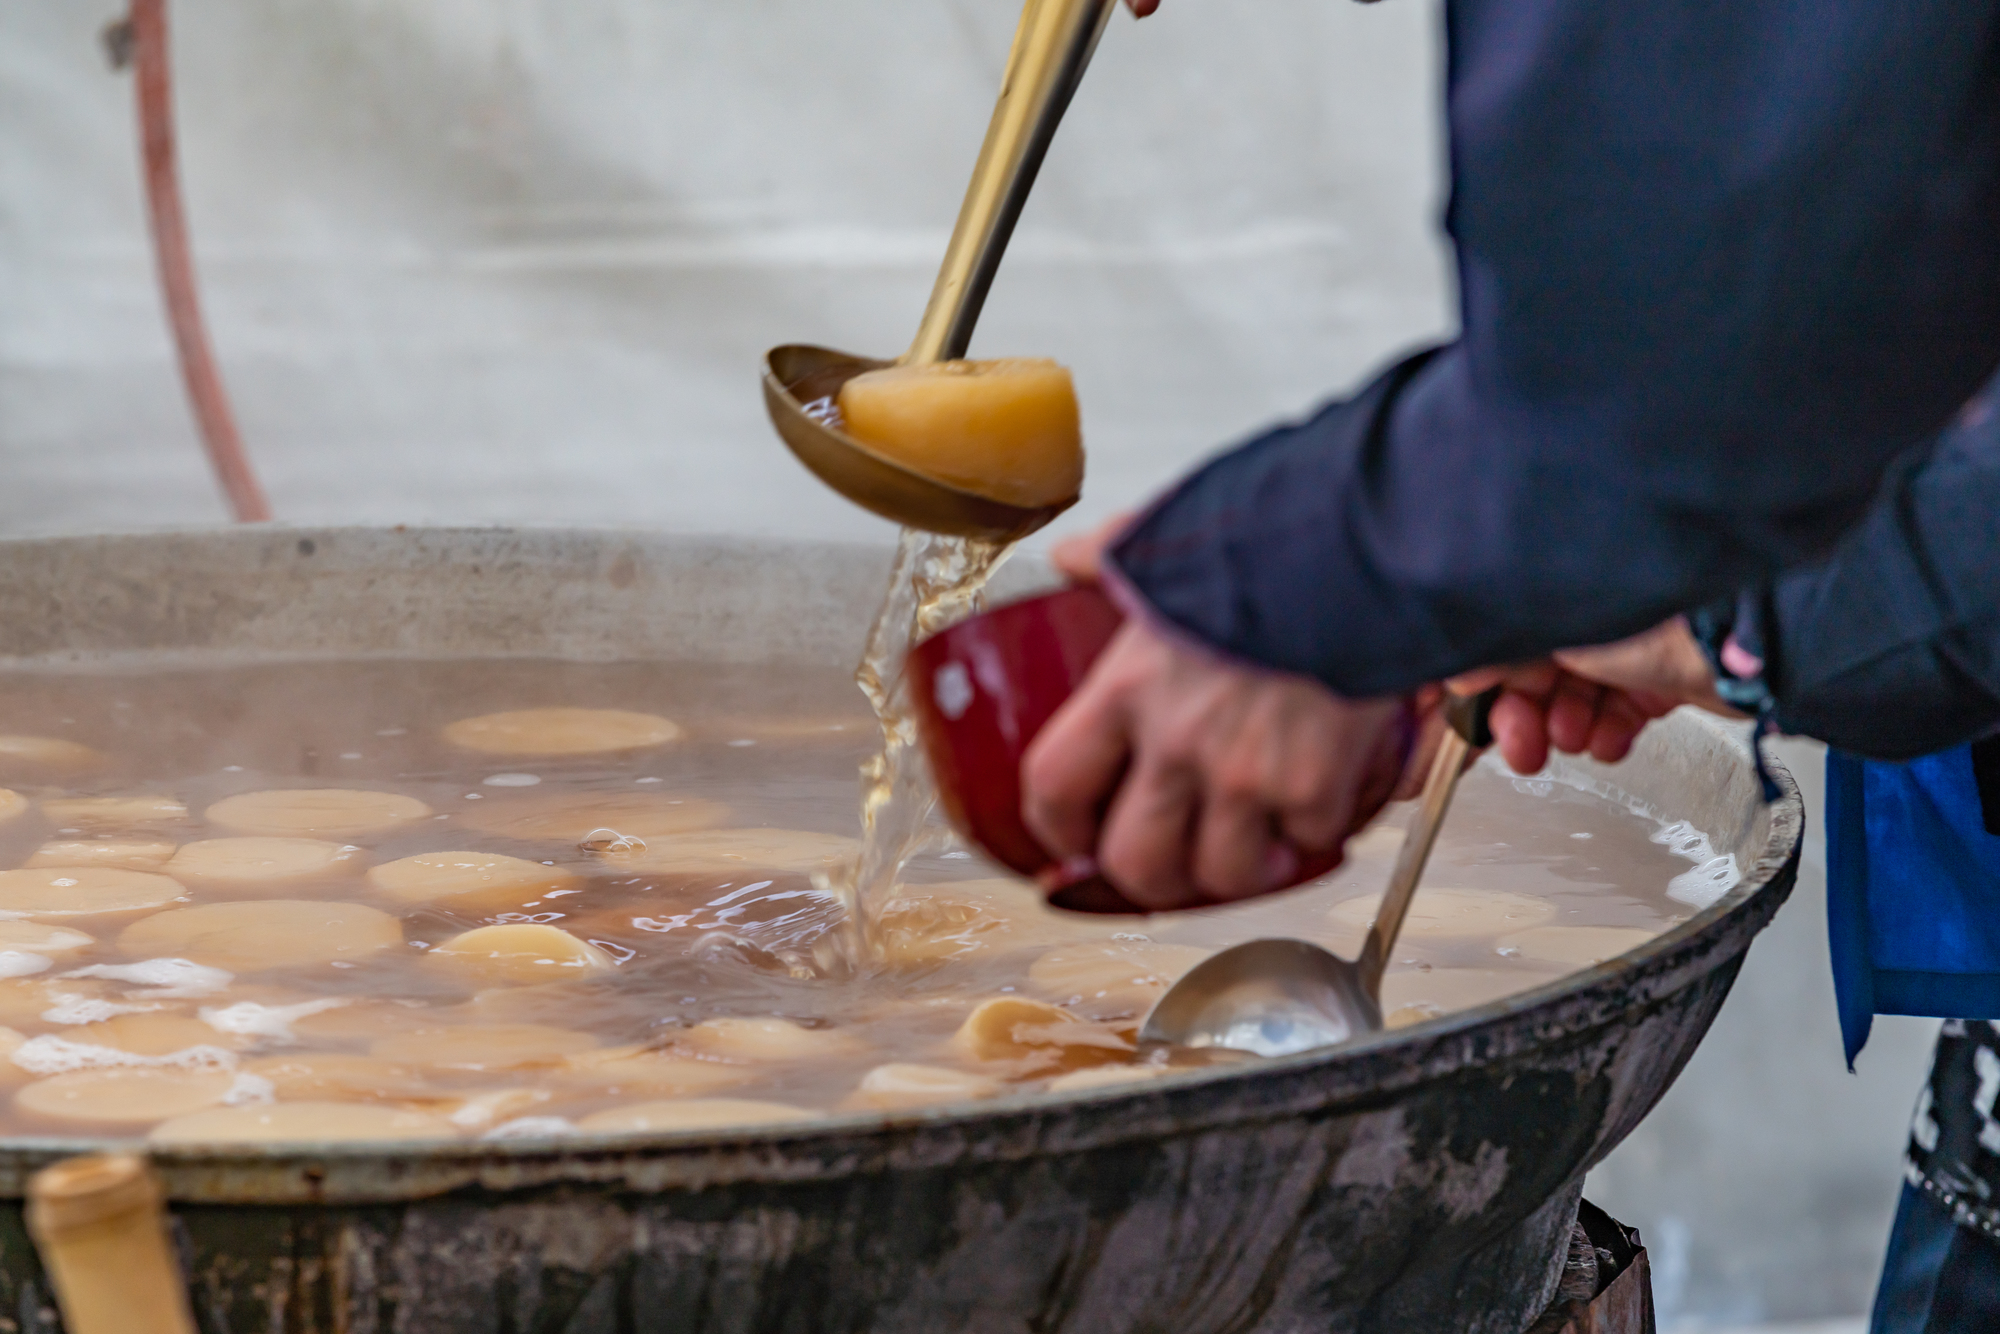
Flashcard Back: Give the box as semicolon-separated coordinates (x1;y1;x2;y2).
0;527;1801;1205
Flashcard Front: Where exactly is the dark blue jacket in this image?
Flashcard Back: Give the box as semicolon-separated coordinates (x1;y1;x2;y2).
1108;0;2000;754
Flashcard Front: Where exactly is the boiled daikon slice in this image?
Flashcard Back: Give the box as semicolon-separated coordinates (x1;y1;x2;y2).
204;789;431;840
165;837;364;894
0;922;93;955
244;1053;434;1101
558;1045;755;1098
40;795;186;831
16;1067;235;1128
367;851;581;911
442;708;682;756
846;1062;1002;1110
55;1013;247;1056
1045;1063;1171;1094
0;737;103;773
675;1017;864;1063
951;996;1132;1074
423;924;613;986
836;358;1083;508
371;1023;598;1072
1326;887;1559;939
577;1098;816;1134
149;1101;459;1144
0;867;186;919
118;900;402;971
27;839;176;872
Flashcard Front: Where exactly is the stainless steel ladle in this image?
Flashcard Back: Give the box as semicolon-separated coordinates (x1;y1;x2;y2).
1138;688;1500;1058
761;0;1115;541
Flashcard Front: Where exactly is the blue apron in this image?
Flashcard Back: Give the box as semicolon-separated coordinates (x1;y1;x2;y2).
1828;742;2000;1065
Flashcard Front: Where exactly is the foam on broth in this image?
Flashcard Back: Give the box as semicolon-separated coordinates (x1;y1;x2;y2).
0;658;1719;1141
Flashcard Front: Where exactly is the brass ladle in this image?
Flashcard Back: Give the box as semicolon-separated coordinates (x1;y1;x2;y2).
762;0;1116;541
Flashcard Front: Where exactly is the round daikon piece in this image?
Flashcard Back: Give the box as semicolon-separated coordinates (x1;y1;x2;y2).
0;791;26;824
164;837;364;894
558;1045;755;1098
15;1066;235;1128
836;358;1083;509
846;1063;1002;1111
676;1017;864;1063
1326;888;1560;940
0;866;186;919
290;1000;437;1043
459;791;730;843
1046;1063;1171;1094
0;737;103;774
55;1013;246;1056
26;839;176;871
118;900;402;972
443;708;683;756
371;1023;598;1072
429;1087;555;1129
204;789;431;840
1494;925;1660;969
423;925;614;986
1379;965;1564;1022
39;795;186;831
595;828;858;876
367;851;581;911
0;980;82;1026
951;997;1132;1076
878;880;1093;968
0;921;93;956
1027;940;1214;1019
244;1053;434;1101
577;1098;816;1134
150;1101;459;1144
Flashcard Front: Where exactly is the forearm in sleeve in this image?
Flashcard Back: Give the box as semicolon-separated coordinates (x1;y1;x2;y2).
1108;0;2000;699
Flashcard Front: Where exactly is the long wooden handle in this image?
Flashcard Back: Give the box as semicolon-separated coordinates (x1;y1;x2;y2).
905;0;1115;365
27;1154;199;1334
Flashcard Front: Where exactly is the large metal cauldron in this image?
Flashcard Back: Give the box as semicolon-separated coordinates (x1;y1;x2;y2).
0;529;1800;1334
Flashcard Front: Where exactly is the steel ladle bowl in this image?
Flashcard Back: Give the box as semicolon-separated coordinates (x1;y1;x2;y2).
762;0;1115;540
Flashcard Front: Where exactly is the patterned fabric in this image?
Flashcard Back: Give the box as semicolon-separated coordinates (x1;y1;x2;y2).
1905;1021;2000;1241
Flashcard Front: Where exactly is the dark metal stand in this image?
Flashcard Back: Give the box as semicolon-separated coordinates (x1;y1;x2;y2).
1526;1200;1657;1334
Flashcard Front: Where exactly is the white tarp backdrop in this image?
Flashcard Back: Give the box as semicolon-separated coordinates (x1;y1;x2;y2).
0;1;1938;1325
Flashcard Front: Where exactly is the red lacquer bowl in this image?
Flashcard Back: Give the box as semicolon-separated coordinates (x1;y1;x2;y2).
910;586;1369;913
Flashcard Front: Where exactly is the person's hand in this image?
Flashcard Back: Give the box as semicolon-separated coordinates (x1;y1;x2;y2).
1448;618;1738;775
1021;614;1409;910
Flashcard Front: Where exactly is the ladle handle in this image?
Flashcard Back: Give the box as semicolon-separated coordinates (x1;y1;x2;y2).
1357;686;1501;997
906;0;1116;365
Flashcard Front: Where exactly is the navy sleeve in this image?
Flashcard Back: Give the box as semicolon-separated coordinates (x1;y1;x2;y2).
1108;0;2000;699
1764;389;2000;759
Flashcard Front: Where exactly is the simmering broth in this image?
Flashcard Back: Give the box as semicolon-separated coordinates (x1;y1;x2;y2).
0;659;1721;1142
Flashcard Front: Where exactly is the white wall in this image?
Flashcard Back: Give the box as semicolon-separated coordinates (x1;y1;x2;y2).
0;1;1936;1324
2;0;1450;542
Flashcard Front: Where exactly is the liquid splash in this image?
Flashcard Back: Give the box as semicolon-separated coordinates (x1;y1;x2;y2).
818;528;1010;971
